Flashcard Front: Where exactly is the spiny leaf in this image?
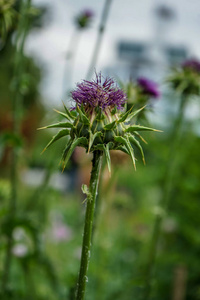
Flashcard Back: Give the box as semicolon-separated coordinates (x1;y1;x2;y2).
134;132;148;144
62;101;76;120
124;137;137;170
125;125;162;133
118;105;134;123
60;140;73;164
103;120;116;131
128;135;145;164
103;143;112;174
62;137;88;171
125;106;146;123
114;136;136;169
77;106;90;125
41;129;70;153
116;145;129;155
111;107;117;115
53;109;72;120
38;122;73;130
88;131;101;152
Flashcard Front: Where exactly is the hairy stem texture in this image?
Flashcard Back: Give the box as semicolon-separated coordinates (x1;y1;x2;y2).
76;150;103;300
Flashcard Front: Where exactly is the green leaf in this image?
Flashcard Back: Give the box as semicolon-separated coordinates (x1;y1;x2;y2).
125;106;146;123
77;106;90;125
103;120;116;130
128;135;145;164
134;131;148;144
42;129;70;153
62;101;76;120
111;107;117;115
118;105;134;123
53;109;72;121
60;140;73;163
38;122;73;130
125;125;161;133
116;145;129;155
88;131;101;152
61;137;88;170
103;143;112;173
114;136;136;169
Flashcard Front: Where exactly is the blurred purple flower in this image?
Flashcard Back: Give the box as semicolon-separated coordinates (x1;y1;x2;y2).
182;58;200;73
82;9;94;18
71;73;127;112
75;8;94;29
137;77;160;99
52;222;73;242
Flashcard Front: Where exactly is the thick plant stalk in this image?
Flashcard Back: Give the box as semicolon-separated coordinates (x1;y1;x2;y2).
1;0;31;292
142;94;188;300
86;0;113;80
76;150;103;300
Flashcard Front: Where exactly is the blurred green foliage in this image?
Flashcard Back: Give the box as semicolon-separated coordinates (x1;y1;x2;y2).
1;117;200;299
0;1;200;299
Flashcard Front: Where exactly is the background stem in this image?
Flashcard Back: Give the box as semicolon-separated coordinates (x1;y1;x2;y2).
142;94;188;300
86;0;113;80
75;150;103;300
1;0;31;293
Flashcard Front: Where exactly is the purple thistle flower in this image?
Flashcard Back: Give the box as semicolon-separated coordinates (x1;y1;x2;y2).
182;58;200;73
75;8;94;29
137;77;160;99
82;9;94;19
71;73;127;113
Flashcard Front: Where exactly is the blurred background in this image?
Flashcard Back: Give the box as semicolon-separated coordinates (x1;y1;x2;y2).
0;0;200;299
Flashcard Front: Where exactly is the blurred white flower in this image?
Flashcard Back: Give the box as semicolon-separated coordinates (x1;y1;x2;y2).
13;227;26;241
12;244;28;257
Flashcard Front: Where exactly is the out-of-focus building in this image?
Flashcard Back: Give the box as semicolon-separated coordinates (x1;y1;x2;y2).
106;40;189;81
105;5;190;83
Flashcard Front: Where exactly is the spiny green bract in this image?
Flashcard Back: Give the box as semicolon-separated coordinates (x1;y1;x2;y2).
39;102;159;172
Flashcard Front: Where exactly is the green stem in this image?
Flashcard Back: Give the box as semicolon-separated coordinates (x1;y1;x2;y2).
1;0;31;293
75;150;103;300
142;94;188;300
86;0;113;80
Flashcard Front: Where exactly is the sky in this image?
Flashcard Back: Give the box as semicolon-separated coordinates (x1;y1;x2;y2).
26;0;200;106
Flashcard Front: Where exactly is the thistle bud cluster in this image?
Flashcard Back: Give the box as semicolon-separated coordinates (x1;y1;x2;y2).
75;9;94;29
168;58;200;96
40;74;159;172
119;77;160;122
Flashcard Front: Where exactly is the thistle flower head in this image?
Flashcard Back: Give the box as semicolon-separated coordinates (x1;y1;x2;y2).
71;73;126;114
82;9;94;18
137;77;160;99
182;59;200;73
75;8;94;29
39;73;160;172
118;78;160;123
168;58;200;96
